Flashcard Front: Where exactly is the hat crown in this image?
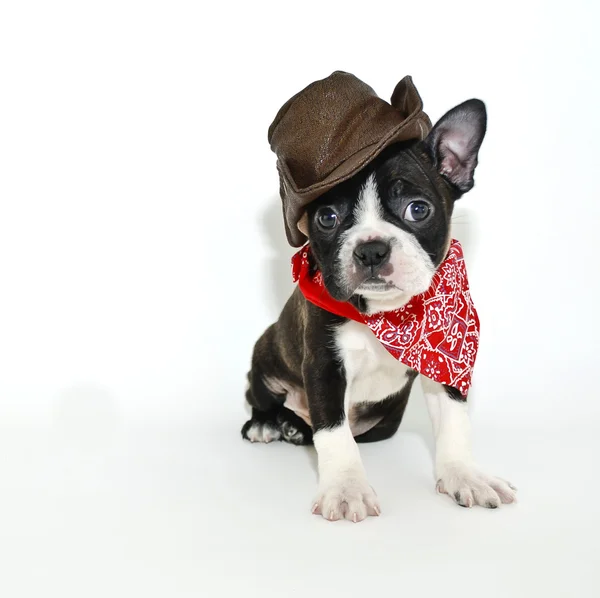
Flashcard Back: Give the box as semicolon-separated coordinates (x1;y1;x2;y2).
268;71;431;246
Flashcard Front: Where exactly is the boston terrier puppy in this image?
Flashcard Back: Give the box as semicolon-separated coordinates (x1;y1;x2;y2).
241;99;517;522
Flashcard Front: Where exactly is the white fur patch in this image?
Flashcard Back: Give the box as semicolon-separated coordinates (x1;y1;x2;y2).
336;320;411;409
435;463;517;508
312;425;380;522
421;376;517;508
338;174;436;313
354;174;384;227
244;422;281;443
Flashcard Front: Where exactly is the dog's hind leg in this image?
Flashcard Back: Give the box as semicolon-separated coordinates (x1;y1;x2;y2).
241;325;312;445
241;402;313;445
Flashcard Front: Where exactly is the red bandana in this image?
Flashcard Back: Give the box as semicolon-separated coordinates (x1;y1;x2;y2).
291;239;480;396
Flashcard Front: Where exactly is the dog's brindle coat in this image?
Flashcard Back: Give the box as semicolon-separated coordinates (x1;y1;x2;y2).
242;100;517;521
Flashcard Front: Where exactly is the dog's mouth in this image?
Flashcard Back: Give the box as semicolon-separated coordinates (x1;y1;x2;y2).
356;277;400;294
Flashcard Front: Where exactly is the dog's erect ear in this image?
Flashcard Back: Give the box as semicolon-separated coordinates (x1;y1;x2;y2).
425;99;487;193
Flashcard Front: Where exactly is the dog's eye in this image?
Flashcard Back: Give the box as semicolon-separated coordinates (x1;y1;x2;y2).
317;208;338;230
403;201;431;222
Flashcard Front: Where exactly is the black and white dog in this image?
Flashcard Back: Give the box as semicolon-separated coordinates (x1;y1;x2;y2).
242;99;516;521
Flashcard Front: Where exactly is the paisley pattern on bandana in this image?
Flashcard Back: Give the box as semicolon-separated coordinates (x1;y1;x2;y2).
291;239;480;397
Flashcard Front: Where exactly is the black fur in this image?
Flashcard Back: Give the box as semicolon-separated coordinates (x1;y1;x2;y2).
352;370;418;443
444;385;466;402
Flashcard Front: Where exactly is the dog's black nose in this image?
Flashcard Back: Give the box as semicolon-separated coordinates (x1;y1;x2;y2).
353;240;390;268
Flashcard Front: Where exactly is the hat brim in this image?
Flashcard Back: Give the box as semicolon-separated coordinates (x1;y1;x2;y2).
279;112;431;246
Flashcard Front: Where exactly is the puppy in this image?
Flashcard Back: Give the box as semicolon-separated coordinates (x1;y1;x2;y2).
242;99;517;521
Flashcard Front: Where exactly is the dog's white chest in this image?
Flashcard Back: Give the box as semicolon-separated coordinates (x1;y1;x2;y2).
335;320;411;406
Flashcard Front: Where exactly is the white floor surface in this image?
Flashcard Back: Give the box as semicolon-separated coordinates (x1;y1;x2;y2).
1;398;598;598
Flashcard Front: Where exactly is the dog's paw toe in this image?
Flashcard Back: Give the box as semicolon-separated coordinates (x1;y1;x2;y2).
436;463;517;509
313;477;380;522
241;420;281;443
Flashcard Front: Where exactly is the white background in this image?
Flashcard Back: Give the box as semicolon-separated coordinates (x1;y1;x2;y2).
1;1;599;596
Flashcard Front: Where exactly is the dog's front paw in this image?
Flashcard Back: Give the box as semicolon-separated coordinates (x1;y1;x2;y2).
436;462;517;508
312;476;381;522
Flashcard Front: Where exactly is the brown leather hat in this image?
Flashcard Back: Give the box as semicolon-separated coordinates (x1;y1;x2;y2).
268;71;432;246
